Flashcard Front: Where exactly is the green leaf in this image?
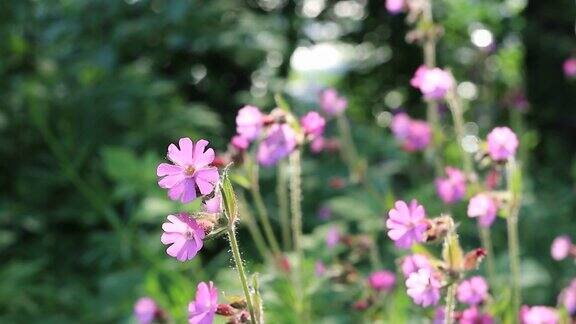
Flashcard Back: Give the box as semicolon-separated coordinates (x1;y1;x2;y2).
220;171;238;222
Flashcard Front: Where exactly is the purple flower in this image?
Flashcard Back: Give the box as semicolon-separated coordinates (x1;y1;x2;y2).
457;276;489;305
460;307;494;324
435;167;466;204
231;135;250;151
386;200;428;249
134;297;158;324
563;58;576;78
161;213;205;261
236;105;264;141
520;306;559;324
315;261;326;277
560;279;576;315
433;307;445;324
257;123;297;167
406;268;441;307
326;226;341;249
400;254;432;278
368;270;396;293
157;138;220;203
467;193;498;228
317;206;332;220
486;127;519;162
551;235;572;261
188;281;218;324
300;111;326;140
386;0;405;14
319;88;348;116
391;113;412;140
403;120;432;152
410;65;454;100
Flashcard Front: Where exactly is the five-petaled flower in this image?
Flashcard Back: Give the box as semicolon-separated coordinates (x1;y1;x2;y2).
457;276;489;305
386;200;428;249
435;167;466;204
161;213;206;262
486;127;519;162
410;65;454;100
467;193;498;228
157;138;219;203
319;88;348;116
236;105;264;142
188;281;218;324
406;268;441;307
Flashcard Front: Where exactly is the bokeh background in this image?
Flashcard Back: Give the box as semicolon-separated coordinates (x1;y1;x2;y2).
1;0;575;322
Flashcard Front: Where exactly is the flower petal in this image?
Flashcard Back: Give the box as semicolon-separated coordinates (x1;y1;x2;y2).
192;139;215;168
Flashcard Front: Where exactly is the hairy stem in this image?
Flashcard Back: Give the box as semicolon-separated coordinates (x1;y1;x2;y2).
444;283;457;324
507;208;522;315
277;161;292;250
289;149;305;319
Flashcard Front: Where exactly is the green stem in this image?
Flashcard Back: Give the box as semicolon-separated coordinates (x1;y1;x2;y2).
337;115;363;183
446;93;475;181
226;225;257;324
507;208;521;315
444;283;457;324
289;149;305;319
277;161;292;251
479;227;496;284
249;163;282;256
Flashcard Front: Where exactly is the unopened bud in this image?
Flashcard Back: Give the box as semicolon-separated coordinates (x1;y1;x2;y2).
463;248;487;271
425;215;454;243
216;304;235;316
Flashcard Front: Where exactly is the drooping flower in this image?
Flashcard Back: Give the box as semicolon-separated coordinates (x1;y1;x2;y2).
400;254;432;278
326;226;341;249
457;276;489;305
236;105;264;141
134;297;159;324
386;200;428;249
559;279;576;316
231;135;250;151
406;268;441;307
459;307;494;324
188;281;218;324
157;138;220;203
319;88;348;116
386;0;405;14
161;213;205;261
257;123;297;167
368;270;396;293
563;57;576;78
410;65;454;100
403;120;432;152
551;235;572;261
300;111;326;140
467;193;498;228
520;306;559;324
486;127;519;162
435;167;466;204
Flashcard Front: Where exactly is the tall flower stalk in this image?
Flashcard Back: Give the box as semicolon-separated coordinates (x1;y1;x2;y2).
506;158;523;315
289;148;306;320
277;160;292;250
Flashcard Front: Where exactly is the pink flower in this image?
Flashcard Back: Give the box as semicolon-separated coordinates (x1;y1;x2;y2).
310;136;325;153
202;193;221;214
134;297;159;324
236;105;264;141
460;307;494;324
410;65;454;100
300;111;326;140
368;270;396;293
563;58;576;78
457;276;489;305
406;268;441;307
551;235;572;261
161;213;205;261
319;88;348;116
188;281;218;324
157;138;219;203
560;279;576;315
231;135;250;151
486;127;519;162
386;0;405;14
315;261;326;277
391;113;412;140
433;307;445;324
403;120;432;152
257;123;297;167
326;226;341;249
386;200;428;249
520;306;559;324
467;193;498;228
400;254;432;278
435;167;466;204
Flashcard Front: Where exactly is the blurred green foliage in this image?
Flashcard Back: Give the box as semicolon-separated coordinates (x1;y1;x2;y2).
0;0;575;323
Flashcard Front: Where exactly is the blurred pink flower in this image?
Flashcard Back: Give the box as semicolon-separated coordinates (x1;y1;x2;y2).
410;65;454;100
386;200;428;249
560;279;576;316
326;226;341;249
459;307;494;324
457;276;489;305
520;306;559;324
319;88;348;116
202;193;221;214
188;281;218;324
310;136;325;153
391;113;412;140
236;105;264;141
301;111;326;140
386;0;405;14
467;193;498;228
231;135;250;151
486;127;519;162
433;307;445;324
257;123;297;167
406;268;441;307
315;261;326;277
403;120;432;152
563;57;576;78
551;235;572;261
368;270;396;293
400;254;432;278
157;138;219;203
134;297;158;324
161;213;205;261
435;167;466;204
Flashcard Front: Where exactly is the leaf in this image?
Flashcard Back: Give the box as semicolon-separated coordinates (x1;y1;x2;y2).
442;231;464;272
220;171;238;222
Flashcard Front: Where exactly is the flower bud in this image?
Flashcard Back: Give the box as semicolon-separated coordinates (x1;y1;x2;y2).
216;304;236;316
463;248;487;271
